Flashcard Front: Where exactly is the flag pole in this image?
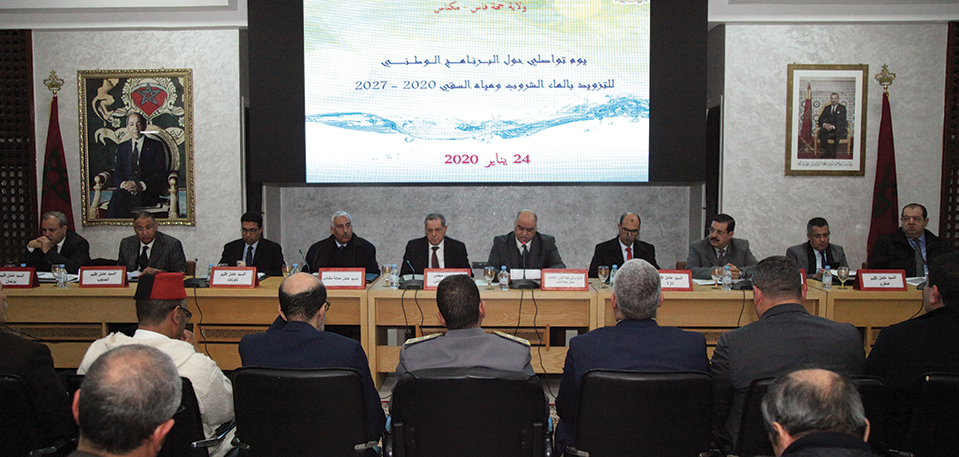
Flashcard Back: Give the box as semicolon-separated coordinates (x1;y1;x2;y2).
866;65;899;258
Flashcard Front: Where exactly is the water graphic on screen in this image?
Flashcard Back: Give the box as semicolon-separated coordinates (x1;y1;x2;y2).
305;0;650;183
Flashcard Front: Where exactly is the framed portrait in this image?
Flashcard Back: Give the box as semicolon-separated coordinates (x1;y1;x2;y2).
785;64;868;176
78;69;195;226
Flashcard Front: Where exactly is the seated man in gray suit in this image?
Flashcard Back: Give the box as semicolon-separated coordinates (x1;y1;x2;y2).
487;209;565;273
686;213;758;279
117;211;186;274
786;217;848;279
709;256;865;452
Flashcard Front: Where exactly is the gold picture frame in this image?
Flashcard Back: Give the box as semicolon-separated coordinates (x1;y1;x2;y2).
785;64;868;176
78;68;195;226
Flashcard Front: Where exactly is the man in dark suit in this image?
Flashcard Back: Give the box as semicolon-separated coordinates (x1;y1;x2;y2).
117;211;186;274
785;217;849;279
487;210;565;274
218;211;285;276
22;211;91;274
817;92;847;159
400;213;471;276
105;113;170;218
555;259;708;454
865;252;959;447
239;273;385;441
588;212;659;277
709;256;865;452
869;203;951;277
0;283;77;449
687;213;758;279
304;211;378;275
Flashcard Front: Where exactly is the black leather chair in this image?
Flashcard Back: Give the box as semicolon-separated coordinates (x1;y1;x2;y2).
892;373;959;457
0;374;75;457
564;370;715;457
385;367;551;457
848;376;886;454
232;367;378;457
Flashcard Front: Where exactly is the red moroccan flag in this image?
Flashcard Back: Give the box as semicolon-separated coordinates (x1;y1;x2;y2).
866;91;899;255
40;95;75;231
798;82;814;153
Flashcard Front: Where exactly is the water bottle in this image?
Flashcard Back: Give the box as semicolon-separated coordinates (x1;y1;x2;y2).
610;264;618;287
822;266;832;290
498;266;510;290
292;263;300;274
722;265;732;290
56;264;68;288
390;264;399;289
207;263;214;278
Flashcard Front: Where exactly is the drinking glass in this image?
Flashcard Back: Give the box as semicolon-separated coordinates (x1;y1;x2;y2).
711;266;724;289
282;263;294;278
597;265;610;288
381;264;394;287
837;266;850;289
484;266;497;290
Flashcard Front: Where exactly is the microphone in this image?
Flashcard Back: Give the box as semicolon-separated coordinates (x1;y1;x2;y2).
399;259;423;289
299;249;310;273
184;258;209;288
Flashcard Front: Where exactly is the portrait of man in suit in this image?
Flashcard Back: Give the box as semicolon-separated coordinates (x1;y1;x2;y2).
105;112;170;218
817;92;847;159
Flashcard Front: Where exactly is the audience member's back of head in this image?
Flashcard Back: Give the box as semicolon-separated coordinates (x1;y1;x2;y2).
436;274;480;329
612;259;661;320
752;256;803;303
761;369;868;445
78;345;181;455
928;251;959;310
279;273;328;321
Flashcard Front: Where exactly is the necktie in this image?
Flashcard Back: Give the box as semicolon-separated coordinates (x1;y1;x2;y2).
820;251;827;269
718;249;726;266
912;239;925;275
625;246;632;261
522;244;529;265
431;246;439;269
246;245;254;265
138;246;149;271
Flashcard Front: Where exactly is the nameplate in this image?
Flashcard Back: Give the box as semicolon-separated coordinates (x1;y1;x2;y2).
799;269;808;287
659;270;693;291
0;267;39;288
541;269;588;291
318;268;366;289
210;267;258;288
857;270;907;291
79;267;128;288
424;268;472;290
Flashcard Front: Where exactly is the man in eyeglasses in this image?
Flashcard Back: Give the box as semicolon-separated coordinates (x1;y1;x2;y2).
588;212;659;278
786;217;849;279
239;273;385;441
869;203;951;277
77;273;235;457
686;213;758;279
218;211;285;276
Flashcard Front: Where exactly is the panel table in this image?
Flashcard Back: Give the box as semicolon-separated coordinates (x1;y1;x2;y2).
808;281;923;352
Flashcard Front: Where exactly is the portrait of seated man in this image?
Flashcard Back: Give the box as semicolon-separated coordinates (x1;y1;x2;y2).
816;92;848;159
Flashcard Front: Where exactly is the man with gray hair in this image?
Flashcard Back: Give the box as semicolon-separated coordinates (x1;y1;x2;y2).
487;209;565;272
71;345;182;457
554;259;708;453
22;211;90;274
710;256;865;452
400;212;471;276
761;369;875;456
304;210;378;274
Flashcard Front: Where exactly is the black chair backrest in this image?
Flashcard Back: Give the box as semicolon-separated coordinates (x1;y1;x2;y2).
390;367;548;457
0;374;48;457
232;367;371;457
900;372;959;457
572;370;713;457
849;375;886;453
735;377;775;457
158;377;208;457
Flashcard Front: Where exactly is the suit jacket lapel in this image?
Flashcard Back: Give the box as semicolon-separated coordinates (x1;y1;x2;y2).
804;242;817;272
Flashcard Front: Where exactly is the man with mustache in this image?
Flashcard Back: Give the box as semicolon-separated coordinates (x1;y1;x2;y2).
686;213;758;279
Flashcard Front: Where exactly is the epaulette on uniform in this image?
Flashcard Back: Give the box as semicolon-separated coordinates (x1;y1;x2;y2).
494;331;530;346
403;333;441;346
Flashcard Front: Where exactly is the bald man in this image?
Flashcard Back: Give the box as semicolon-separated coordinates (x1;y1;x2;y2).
588;212;659;277
487;210;565;272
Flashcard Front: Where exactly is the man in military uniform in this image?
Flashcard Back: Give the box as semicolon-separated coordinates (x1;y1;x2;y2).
395;274;534;376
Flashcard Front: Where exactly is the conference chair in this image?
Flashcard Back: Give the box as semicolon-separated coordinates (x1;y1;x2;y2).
890;373;959;457
231;367;378;457
564;370;715;457
0;374;76;457
385;367;552;457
